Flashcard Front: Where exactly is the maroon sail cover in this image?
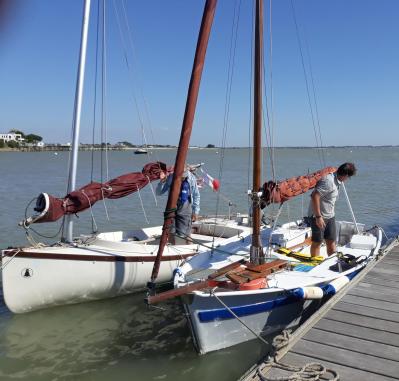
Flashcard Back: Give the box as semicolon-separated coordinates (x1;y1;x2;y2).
261;166;337;207
31;162;169;224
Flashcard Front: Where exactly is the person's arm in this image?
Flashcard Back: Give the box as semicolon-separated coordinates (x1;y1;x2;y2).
190;174;200;220
156;172;172;195
311;190;326;229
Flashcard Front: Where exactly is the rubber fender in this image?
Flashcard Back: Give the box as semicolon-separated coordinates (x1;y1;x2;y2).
294;286;324;300
328;276;349;293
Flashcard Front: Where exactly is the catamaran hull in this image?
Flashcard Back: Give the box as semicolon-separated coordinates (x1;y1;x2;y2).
1;253;185;313
182;290;318;354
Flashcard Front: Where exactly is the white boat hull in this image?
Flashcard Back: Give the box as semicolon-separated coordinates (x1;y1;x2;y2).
183;289;316;354
174;221;383;354
2;218;249;313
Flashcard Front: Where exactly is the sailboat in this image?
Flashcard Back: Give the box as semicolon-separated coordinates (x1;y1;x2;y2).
147;0;383;354
0;0;245;314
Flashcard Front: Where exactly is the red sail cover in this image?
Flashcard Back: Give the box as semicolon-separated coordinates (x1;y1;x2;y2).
261;166;337;206
32;162;169;224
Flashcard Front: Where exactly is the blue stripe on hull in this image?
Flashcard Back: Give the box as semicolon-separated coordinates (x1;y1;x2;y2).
198;294;297;322
197;269;362;323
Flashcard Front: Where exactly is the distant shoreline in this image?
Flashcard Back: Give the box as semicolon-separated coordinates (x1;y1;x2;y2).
0;145;397;153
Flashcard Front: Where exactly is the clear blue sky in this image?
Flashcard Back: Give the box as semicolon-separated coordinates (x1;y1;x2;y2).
1;0;398;147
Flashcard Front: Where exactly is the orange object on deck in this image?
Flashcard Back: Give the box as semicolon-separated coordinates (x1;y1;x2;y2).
261;166;337;206
238;277;267;291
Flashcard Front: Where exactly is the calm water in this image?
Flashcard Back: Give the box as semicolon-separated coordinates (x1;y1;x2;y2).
0;147;398;380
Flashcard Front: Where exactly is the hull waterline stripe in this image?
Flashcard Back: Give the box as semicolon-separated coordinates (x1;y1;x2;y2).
197;269;362;323
2;250;193;262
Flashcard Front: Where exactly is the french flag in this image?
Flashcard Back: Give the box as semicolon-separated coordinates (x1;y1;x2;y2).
199;168;220;191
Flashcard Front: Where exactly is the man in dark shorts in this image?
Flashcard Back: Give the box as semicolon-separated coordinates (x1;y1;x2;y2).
156;166;200;244
308;162;356;257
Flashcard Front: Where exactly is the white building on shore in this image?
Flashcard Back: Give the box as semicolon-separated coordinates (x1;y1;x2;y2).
0;133;24;142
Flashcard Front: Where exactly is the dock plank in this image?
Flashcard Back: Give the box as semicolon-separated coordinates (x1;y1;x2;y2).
315;317;399;346
267;352;399;381
355;281;399;297
333;301;399;323
240;241;399;381
323;309;399;334
360;277;399;289
304;329;399;362
342;294;399;312
291;340;399;379
348;287;399;303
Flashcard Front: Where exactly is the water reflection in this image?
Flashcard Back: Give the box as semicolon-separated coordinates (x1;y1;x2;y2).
0;291;268;380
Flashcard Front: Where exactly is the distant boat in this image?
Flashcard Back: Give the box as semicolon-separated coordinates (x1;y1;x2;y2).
134;148;148;154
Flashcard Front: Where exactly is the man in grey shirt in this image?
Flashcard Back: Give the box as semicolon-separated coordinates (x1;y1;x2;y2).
308;162;356;257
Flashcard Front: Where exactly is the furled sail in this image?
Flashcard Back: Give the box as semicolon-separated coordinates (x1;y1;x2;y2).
261;166;337;206
23;162;169;226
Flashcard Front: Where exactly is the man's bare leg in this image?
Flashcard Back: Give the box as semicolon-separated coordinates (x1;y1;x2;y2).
311;241;321;257
326;239;336;256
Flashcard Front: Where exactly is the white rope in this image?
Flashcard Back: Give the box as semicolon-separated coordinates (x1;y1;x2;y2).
341;182;359;234
81;190;98;232
136;185;149;224
146;175;158;206
256;329;339;381
1;249;21;271
101;187;110;221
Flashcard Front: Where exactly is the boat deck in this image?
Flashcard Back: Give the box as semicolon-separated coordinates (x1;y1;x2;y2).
240;239;399;381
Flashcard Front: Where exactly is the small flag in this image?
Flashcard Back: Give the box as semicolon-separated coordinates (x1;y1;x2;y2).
199;169;220;191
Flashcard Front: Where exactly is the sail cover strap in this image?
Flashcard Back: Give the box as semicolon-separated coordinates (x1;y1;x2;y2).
261;166;337;206
25;162;169;225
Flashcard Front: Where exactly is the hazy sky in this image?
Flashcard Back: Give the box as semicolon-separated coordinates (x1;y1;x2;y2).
1;0;398;147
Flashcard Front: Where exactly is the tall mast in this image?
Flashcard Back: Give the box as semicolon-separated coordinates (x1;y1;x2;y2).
250;0;264;264
150;0;217;285
64;0;91;242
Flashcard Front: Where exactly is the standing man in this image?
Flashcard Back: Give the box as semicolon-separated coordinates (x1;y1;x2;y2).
156;165;200;244
308;162;357;257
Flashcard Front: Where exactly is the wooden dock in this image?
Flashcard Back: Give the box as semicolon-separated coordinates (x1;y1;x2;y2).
240;238;399;381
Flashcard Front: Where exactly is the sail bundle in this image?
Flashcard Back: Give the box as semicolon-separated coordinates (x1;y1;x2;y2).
24;162;168;225
261;166;337;206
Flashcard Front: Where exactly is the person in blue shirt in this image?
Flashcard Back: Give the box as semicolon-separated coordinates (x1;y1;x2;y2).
156;166;200;244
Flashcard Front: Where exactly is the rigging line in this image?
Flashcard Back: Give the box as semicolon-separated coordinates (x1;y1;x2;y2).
146;175;158;207
91;0;101;184
263;0;276;181
214;0;242;237
102;0;110;182
304;34;326;166
247;0;254;203
121;0;159;162
290;0;323;167
100;0;104;183
81;190;98;232
268;0;276;180
112;1;151;157
211;289;270;346
136;185;150;224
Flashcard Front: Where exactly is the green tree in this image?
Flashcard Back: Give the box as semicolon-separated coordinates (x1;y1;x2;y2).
7;140;19;148
25;134;43;143
0;139;5;148
9;129;25;138
206;144;215;148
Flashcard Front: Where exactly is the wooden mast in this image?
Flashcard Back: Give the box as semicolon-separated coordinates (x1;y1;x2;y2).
149;0;217;286
250;0;264;265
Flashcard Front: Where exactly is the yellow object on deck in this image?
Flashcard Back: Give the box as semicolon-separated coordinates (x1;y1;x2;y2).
277;247;324;263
